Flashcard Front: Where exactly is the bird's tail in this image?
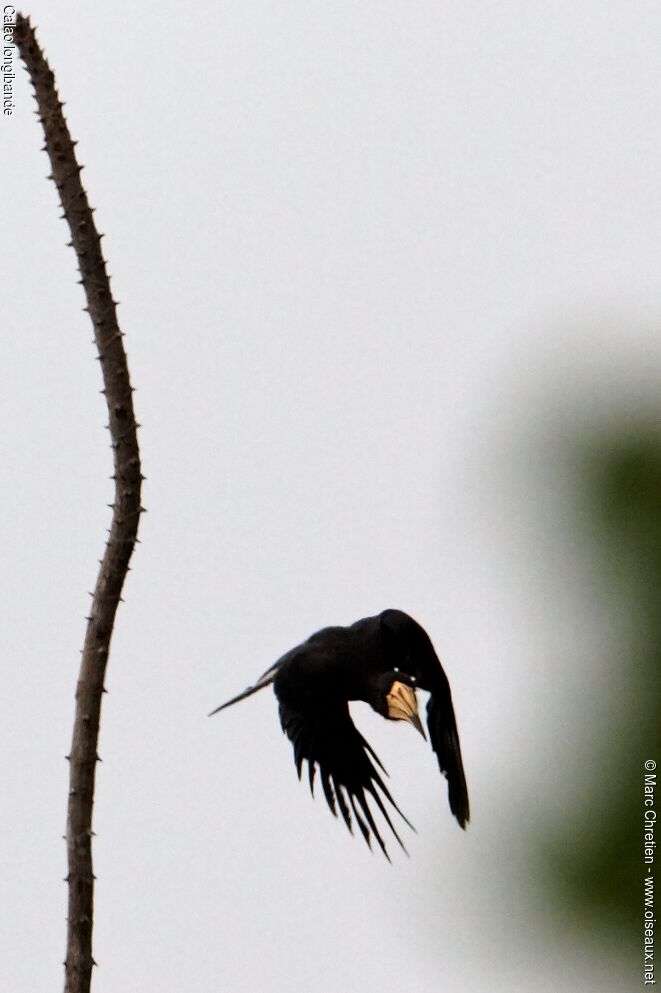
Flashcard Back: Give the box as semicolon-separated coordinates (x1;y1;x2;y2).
208;661;281;716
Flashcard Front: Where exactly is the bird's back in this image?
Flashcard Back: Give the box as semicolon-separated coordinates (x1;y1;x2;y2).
273;617;381;707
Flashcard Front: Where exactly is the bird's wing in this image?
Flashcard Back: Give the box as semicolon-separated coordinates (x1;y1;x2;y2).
426;689;470;828
278;696;413;860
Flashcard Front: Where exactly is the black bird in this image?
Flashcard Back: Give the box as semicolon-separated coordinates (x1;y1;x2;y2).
210;609;469;858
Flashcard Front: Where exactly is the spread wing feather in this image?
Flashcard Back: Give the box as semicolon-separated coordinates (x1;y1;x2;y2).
426;691;470;828
278;698;413;860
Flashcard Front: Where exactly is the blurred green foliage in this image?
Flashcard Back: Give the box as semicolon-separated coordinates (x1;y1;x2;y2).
544;428;661;959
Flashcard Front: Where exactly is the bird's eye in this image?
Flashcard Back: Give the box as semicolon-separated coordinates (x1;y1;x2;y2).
394;666;400;673
411;676;417;683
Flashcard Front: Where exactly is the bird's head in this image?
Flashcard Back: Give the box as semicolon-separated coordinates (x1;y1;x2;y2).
372;671;426;739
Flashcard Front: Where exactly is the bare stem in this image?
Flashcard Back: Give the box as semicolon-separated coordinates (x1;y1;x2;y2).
14;15;143;993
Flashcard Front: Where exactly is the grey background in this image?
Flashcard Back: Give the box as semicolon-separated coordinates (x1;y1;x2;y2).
3;2;659;990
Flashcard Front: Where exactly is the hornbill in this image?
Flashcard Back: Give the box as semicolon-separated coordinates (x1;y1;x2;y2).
210;609;469;858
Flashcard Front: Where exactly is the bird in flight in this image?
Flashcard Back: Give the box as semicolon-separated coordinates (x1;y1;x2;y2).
210;609;469;859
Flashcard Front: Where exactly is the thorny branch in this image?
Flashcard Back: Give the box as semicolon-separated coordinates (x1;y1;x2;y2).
14;15;144;993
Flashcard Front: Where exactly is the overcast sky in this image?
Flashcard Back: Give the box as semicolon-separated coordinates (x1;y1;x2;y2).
3;3;659;991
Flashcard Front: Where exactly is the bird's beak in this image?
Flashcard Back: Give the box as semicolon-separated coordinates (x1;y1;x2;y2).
386;681;427;739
